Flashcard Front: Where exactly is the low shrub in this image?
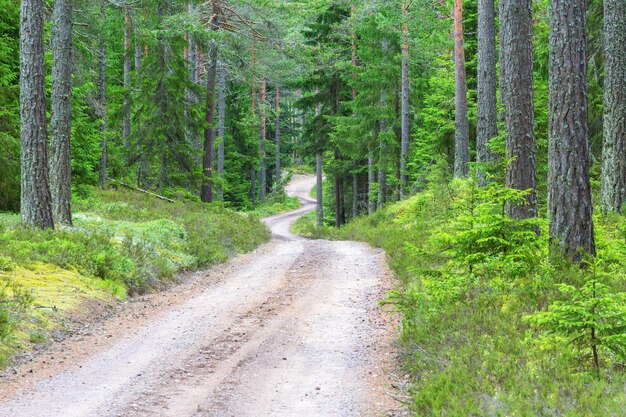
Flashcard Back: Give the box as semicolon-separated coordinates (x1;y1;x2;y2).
296;172;626;415
0;186;271;366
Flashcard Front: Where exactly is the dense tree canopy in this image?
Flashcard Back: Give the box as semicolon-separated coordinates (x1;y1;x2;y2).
5;0;626;413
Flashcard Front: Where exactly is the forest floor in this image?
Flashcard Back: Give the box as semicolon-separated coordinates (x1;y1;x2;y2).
0;176;404;417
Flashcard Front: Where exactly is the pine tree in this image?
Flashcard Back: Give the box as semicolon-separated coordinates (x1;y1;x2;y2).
98;0;107;188
453;0;470;178
501;0;537;220
400;2;410;194
49;0;73;225
217;61;227;202
275;82;281;186
601;0;626;213
20;0;54;229
476;0;497;182
259;77;267;203
548;0;595;261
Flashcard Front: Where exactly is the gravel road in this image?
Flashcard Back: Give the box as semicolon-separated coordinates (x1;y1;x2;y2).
0;175;400;417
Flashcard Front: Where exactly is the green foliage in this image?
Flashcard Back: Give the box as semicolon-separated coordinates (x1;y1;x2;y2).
0;186;269;295
298;168;626;415
0;0;20;212
436;177;544;276
73;187;270;286
0;186;270;366
0;279;33;341
248;195;300;218
527;264;626;372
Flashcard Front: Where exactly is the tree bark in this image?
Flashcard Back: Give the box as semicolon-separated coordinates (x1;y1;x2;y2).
378;38;388;208
250;169;256;205
334;164;344;227
123;8;131;150
453;0;470;178
275;82;281;186
259;78;267;203
601;0;626;213
316;153;323;227
201;40;218;203
98;1;107;188
251;37;257;122
250;36;257;201
316;101;323;227
217;61;226;202
20;0;54;229
498;0;506;123
501;0;537;219
352;168;359;218
186;2;201;152
476;0;498;183
50;0;73;226
331;77;345;226
548;0;595;262
366;151;374;215
400;3;410;196
134;37;142;71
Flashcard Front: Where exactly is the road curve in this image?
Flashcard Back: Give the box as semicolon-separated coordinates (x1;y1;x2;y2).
0;175;398;417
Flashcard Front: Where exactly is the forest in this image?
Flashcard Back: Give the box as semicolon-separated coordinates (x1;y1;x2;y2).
2;0;626;415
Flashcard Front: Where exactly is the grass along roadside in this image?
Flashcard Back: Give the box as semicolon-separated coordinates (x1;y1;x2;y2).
0;187;270;367
291;173;626;415
246;171;301;218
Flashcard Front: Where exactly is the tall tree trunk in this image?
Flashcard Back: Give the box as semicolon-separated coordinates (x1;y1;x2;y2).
501;0;537;219
601;0;626;213
378;38;388;209
316;101;323;227
400;3;410;196
134;37;142;71
133;9;145;188
259;78;267;203
476;0;497;183
250;169;256;206
251;37;257;122
186;2;201;152
250;36;257;202
351;1;357;100
217;61;226;202
50;0;73;226
316;153;323;227
275;82;281;186
331;78;345;227
20;0;54;229
335;162;343;228
453;0;470;178
352;166;359;218
98;1;107;188
548;0;595;262
123;8;131;151
201;41;218;203
350;2;360;215
368;150;375;215
498;0;506;123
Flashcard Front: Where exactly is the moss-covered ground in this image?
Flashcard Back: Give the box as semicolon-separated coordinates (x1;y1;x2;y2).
0;186;272;366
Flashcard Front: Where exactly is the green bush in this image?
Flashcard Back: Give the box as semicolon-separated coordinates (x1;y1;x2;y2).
526;262;626;372
298;171;626;415
0;279;33;340
0;187;270;295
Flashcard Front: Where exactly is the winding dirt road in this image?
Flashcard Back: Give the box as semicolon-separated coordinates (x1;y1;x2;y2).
0;176;400;417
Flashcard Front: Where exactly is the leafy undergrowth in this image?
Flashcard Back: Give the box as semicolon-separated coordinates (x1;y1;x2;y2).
293;175;626;415
246;172;301;218
0;187;270;366
247;195;300;218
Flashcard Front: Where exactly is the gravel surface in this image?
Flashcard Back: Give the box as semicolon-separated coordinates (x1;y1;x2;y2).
0;175;403;417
